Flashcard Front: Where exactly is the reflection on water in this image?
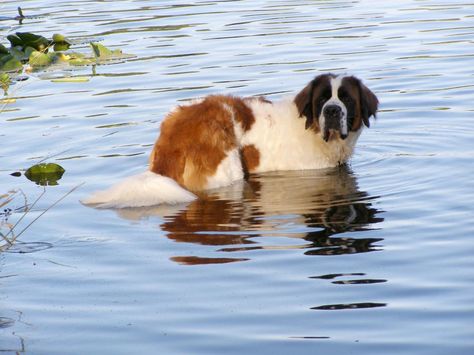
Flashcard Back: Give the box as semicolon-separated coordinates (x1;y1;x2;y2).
117;166;384;265
2;0;474;353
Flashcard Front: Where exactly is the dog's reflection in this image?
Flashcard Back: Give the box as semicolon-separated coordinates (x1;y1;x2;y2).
117;166;383;265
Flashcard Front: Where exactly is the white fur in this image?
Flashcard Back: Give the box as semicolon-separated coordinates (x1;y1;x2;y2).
81;171;197;208
241;97;361;172
205;148;244;189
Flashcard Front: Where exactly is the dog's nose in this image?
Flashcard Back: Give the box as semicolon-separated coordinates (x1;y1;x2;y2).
323;104;342;118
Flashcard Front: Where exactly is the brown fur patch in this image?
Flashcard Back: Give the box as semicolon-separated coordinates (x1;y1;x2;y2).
342;76;379;131
217;95;256;131
341;77;363;131
294;74;336;132
241;144;260;174
150;95;242;191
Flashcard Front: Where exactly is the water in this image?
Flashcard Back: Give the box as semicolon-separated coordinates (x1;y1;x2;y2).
1;0;473;354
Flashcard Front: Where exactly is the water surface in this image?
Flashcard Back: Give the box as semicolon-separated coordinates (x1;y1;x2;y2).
1;0;473;354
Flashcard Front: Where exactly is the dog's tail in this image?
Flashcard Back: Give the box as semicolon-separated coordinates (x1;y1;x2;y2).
81;171;197;208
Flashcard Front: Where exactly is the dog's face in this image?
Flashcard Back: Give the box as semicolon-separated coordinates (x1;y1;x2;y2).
294;74;379;141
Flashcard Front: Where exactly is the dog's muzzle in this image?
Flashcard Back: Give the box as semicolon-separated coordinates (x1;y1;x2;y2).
322;104;347;141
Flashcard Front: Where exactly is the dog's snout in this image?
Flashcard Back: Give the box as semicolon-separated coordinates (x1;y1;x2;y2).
323;104;342;118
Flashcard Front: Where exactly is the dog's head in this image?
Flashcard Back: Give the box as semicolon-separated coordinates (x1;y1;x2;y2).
294;74;379;141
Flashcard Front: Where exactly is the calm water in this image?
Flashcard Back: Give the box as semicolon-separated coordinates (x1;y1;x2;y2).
1;0;474;354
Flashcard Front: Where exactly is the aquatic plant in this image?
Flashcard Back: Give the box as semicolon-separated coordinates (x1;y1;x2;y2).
0;8;133;81
0;183;83;252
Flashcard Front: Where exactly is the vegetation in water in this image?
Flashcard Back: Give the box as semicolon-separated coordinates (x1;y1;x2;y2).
0;8;124;251
24;163;66;186
1;183;83;253
0;7;133;95
1;160;80;252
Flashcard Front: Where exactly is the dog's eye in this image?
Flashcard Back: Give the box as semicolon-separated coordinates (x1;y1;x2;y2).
319;89;331;103
338;89;351;103
339;91;347;100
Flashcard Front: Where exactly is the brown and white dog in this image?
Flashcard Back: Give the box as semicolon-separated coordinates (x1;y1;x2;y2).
82;73;378;208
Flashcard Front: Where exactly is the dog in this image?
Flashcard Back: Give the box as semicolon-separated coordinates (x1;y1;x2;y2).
82;73;379;208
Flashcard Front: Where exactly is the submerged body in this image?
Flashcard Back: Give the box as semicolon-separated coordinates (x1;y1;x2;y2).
82;73;378;208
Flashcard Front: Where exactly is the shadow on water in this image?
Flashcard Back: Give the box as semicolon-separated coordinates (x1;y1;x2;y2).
116;165;384;265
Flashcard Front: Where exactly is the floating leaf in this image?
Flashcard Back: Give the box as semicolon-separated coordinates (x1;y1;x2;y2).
25;163;65;186
24;46;37;58
0;72;10;94
55;53;71;62
0;98;16;104
1;32;133;74
8;46;28;61
0;44;8;55
52;33;71;45
6;34;23;47
54;43;71;52
90;42;124;59
69;55;94;66
8;32;50;51
51;76;90;83
52;34;71;51
0;54;22;72
29;50;53;67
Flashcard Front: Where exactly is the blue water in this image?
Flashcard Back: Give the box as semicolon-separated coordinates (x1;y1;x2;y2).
1;0;473;354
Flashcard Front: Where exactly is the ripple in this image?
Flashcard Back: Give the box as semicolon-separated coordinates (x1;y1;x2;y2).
0;317;14;328
4;242;53;254
311;302;387;311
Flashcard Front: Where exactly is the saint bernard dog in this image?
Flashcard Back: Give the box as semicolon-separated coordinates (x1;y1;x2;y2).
82;73;378;208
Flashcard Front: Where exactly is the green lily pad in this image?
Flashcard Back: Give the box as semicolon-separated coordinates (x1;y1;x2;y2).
52;33;71;45
90;42;123;59
29;50;58;67
0;72;10;94
8;32;50;52
51;76;90;83
53;43;71;52
52;34;71;51
69;58;94;66
0;44;9;55
25;163;65;186
8;46;28;61
6;34;23;47
0;54;22;72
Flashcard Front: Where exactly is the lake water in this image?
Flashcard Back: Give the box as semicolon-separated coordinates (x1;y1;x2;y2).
1;0;474;354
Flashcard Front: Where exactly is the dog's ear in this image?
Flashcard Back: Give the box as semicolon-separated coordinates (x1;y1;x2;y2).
294;80;315;129
358;80;379;128
294;75;332;130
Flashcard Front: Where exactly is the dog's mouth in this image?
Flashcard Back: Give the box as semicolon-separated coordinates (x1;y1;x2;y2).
323;128;347;142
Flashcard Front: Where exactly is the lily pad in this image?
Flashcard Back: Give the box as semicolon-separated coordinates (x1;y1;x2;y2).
25;163;65;186
54;43;71;52
0;44;8;55
90;42;124;59
1;31;133;74
0;72;11;94
69;57;94;66
0;54;22;72
52;33;71;45
52;34;71;51
51;76;90;83
7;32;50;51
8;46;29;61
29;50;54;67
